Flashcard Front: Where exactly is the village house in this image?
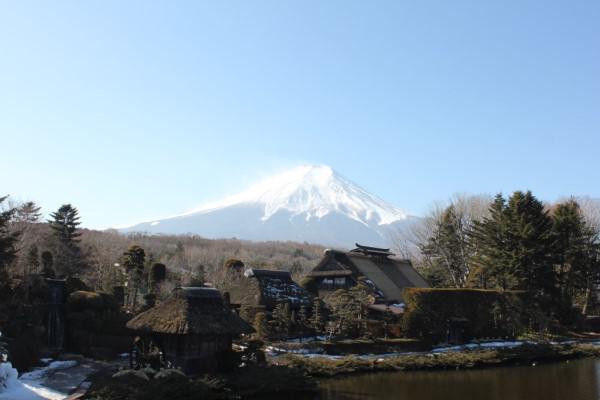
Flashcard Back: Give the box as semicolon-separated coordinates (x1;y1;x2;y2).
307;244;429;313
219;267;313;321
126;287;253;374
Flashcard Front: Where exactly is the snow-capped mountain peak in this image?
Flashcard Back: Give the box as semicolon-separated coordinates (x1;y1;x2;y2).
183;164;408;226
118;164;414;248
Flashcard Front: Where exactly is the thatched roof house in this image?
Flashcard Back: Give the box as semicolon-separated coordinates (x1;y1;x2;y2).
220;268;312;314
126;287;253;374
308;244;429;305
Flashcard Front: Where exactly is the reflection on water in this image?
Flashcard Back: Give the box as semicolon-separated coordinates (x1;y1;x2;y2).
319;358;600;400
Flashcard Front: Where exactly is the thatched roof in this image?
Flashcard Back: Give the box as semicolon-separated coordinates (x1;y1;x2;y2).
126;287;254;335
220;268;312;309
309;245;429;303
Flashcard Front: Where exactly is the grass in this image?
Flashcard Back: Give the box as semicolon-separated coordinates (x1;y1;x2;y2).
83;364;317;400
284;342;600;377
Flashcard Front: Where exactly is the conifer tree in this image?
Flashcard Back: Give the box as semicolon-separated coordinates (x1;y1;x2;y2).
298;305;308;324
471;191;555;303
149;262;167;295
310;297;327;333
122;245;146;308
48;204;81;246
273;301;292;336
48;204;83;276
0;196;19;281
551;199;600;317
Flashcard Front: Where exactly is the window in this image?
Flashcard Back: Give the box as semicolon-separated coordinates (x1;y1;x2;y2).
334;277;347;288
319;277;348;290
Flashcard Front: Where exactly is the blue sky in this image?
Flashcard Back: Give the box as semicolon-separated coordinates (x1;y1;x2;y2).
1;1;599;229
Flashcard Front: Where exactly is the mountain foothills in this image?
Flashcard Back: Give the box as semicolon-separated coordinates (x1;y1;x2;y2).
118;165;416;248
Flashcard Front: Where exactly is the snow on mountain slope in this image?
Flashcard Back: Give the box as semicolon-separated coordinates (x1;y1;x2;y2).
118;165;414;248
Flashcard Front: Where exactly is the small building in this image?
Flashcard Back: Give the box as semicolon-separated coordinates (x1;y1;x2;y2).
126;287;253;374
219;268;313;320
307;243;429;308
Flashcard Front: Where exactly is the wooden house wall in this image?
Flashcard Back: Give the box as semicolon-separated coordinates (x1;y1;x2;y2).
160;333;233;374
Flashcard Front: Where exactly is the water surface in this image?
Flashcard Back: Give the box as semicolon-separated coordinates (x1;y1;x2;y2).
319;358;600;400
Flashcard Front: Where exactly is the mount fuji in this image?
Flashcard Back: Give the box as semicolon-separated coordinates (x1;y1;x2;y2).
117;165;416;248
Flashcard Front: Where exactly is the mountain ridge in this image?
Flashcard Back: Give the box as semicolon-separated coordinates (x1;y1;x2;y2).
117;165;414;248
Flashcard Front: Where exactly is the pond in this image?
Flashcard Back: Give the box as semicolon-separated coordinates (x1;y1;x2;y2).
319;357;600;400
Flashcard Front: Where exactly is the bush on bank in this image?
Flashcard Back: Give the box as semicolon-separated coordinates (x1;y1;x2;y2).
402;288;525;342
284;343;600;377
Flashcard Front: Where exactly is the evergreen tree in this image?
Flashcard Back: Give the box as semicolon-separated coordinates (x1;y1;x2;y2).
551;200;600;318
310;297;327;333
48;204;81;245
329;286;371;337
273;301;292;336
470;194;513;289
122;245;146;308
471;191;555;303
149;262;167;295
48;204;83;276
298;305;308;324
0;196;19;281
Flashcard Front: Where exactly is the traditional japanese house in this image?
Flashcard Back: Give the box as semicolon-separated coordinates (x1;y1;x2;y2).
307;244;429;311
126;287;253;374
219;268;313;321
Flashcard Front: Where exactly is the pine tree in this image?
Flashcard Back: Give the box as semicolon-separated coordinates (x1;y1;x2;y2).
48;204;83;276
298;305;308;324
0;196;19;281
309;297;327;333
273;301;292;337
48;204;81;245
551;199;600;318
149;262;167;295
470;194;513;289
122;245;146;308
471;191;555;303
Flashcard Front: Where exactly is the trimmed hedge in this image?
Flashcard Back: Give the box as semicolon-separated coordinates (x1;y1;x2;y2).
402;288;525;343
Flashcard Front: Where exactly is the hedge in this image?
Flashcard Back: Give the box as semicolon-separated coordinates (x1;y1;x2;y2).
402;288;525;343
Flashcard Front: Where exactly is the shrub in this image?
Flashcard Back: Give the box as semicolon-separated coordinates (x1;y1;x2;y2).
402;288;525;343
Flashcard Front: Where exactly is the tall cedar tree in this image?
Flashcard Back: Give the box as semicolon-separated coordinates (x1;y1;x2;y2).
420;205;471;287
471;192;555;304
49;204;82;245
0;196;20;281
470;195;512;289
48;204;83;276
122;245;146;308
551;200;600;317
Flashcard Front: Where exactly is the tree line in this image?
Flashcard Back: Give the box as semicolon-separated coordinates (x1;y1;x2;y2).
400;192;600;325
0;194;325;295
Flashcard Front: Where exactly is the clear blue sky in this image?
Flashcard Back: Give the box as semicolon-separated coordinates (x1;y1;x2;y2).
1;1;599;229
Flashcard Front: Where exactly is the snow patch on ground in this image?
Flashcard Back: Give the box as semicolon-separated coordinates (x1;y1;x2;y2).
0;361;68;400
268;339;600;360
432;341;528;353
